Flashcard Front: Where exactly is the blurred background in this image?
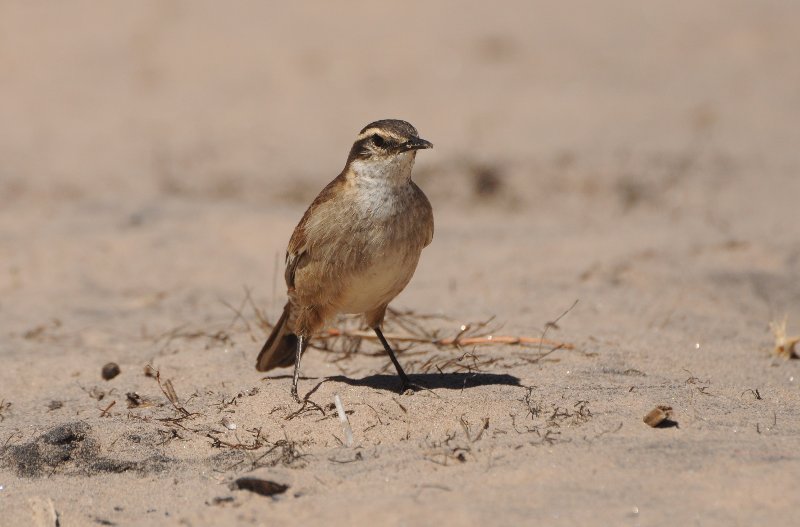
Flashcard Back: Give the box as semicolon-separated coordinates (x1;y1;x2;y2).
1;0;798;333
2;0;797;200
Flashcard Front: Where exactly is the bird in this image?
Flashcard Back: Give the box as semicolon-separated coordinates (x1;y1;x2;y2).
256;119;434;401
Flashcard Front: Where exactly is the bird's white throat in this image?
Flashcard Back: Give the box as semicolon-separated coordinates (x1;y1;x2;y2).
348;151;418;217
349;151;416;187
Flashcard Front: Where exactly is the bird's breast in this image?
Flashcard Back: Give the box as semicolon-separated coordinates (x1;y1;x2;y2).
336;247;420;314
297;176;432;316
333;184;429;314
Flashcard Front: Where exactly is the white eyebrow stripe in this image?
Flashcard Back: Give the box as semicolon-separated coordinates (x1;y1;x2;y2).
356;128;405;142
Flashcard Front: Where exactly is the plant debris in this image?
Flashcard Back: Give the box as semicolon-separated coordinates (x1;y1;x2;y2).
769;317;799;359
317;327;572;351
152;370;199;420
125;392;155;409
0;399;11;422
334;394;354;447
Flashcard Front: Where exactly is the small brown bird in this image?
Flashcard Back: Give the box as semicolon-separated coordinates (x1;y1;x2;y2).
256;119;434;401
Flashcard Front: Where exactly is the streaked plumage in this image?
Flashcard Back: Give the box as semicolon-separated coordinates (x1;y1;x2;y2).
256;119;434;400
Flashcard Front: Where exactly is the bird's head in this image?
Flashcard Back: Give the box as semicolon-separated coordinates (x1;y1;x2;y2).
346;119;432;183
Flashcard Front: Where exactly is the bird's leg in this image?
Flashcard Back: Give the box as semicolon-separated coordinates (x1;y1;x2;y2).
373;326;417;393
291;335;306;402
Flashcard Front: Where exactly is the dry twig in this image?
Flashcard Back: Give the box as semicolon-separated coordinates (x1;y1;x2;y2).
153;371;199;419
317;329;573;349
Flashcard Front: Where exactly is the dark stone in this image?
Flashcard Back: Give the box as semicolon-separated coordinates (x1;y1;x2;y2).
231;477;289;497
102;362;121;380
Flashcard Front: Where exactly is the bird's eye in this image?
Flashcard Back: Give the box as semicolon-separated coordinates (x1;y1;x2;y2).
372;134;385;147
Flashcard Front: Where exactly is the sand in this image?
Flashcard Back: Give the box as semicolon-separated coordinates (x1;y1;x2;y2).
2;1;799;525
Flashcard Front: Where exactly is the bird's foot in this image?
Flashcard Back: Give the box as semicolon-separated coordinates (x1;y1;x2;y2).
291;387;302;404
400;379;425;395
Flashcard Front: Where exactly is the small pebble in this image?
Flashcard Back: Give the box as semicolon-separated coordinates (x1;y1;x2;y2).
643;405;673;427
221;416;237;430
102;362;121;380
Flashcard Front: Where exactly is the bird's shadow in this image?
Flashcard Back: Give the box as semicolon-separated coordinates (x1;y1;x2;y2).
307;372;522;393
262;372;521;398
654;419;679;429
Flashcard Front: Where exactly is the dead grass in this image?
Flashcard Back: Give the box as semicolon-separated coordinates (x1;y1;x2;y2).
770;317;800;359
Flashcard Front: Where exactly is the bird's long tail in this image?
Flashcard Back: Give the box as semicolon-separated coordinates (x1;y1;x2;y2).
255;302;298;371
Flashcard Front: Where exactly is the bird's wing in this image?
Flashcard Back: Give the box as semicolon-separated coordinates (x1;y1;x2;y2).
412;181;434;248
283;173;347;289
284;247;306;289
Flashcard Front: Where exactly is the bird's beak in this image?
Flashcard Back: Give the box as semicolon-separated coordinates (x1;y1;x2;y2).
402;137;433;151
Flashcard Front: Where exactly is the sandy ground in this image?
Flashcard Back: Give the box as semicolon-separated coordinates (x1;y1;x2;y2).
2;1;800;525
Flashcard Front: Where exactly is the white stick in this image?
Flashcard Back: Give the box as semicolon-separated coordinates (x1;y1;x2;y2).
334;394;354;447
